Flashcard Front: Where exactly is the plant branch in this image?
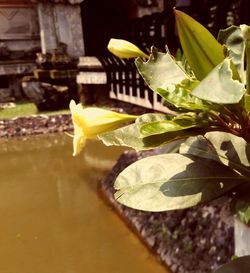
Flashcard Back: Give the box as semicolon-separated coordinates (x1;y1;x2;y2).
209;111;241;136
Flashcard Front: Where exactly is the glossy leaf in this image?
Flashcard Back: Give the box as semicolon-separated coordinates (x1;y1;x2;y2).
140;119;195;137
142;128;204;148
157;82;219;112
214;255;250;273
174;9;224;80
192;58;245;104
135;113;167;123
241;24;250;94
180;131;250;177
114;153;245;211
140;112;208;138
135;48;187;92
99;122;143;150
218;26;245;79
98;113;174;151
99;122;200;151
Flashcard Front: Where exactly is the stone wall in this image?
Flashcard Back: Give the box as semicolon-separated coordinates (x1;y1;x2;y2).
38;2;84;58
0;3;40;101
0;4;40;59
0;1;85;59
0;1;85;103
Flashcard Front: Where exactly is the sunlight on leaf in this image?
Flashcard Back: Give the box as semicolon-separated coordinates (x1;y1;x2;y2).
139;112;209;138
99;113;167;150
218;25;245;80
180;131;250;176
157;84;219;112
191;58;245;104
174;9;224;80
114;154;245;211
135;48;187;92
241;24;250;94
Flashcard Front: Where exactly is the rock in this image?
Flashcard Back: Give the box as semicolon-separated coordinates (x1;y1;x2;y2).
22;76;78;111
0;102;16;109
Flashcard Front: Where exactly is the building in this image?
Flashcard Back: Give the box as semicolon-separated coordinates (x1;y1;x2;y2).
0;0;167;102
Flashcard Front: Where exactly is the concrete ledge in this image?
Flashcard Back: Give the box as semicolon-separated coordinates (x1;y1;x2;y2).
0;60;36;76
76;71;107;84
78;56;103;71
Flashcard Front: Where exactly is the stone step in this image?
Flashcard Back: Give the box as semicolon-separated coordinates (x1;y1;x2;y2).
33;69;77;80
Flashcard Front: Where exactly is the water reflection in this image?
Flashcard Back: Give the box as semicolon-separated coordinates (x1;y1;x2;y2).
0;134;168;273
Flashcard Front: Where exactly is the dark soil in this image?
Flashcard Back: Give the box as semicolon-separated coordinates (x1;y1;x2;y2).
0;102;234;273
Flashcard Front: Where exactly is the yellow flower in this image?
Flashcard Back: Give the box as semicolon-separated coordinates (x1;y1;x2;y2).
69;100;138;156
107;38;149;59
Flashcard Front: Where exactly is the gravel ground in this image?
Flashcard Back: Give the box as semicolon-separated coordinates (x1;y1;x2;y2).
0;100;149;138
0;114;73;138
0;102;234;273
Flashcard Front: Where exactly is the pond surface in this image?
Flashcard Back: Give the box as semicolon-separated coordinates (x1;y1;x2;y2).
0;134;168;273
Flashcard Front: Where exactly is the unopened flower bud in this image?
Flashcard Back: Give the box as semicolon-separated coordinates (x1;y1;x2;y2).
108;38;149;59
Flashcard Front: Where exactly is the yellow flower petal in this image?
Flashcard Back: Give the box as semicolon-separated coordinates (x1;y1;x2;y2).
81;107;137;136
69;100;138;156
73;129;86;156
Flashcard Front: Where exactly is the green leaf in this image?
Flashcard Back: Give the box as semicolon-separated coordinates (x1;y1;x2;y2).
174;9;224;80
244;94;250;111
140;119;196;137
239;205;250;224
98;113;174;151
142;128;204;148
191;58;245;104
218;26;245;80
233;200;250;224
139;112;208;138
214;255;250;273
99;113;207;151
180;131;250;177
99;122;199;151
99;122;145;150
114;153;245;211
241;25;250;94
157;82;219;112
175;49;194;77
135;48;187;92
135;113;167;123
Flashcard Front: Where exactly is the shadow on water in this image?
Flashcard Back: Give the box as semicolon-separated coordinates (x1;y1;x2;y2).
0;134;168;273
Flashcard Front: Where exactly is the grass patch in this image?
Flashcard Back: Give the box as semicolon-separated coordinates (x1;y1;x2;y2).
0;102;70;120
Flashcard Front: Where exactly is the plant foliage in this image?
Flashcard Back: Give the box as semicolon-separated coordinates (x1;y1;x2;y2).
100;10;250;228
70;9;250;272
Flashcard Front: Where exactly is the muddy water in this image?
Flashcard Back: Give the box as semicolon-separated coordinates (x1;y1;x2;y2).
0;134;168;273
